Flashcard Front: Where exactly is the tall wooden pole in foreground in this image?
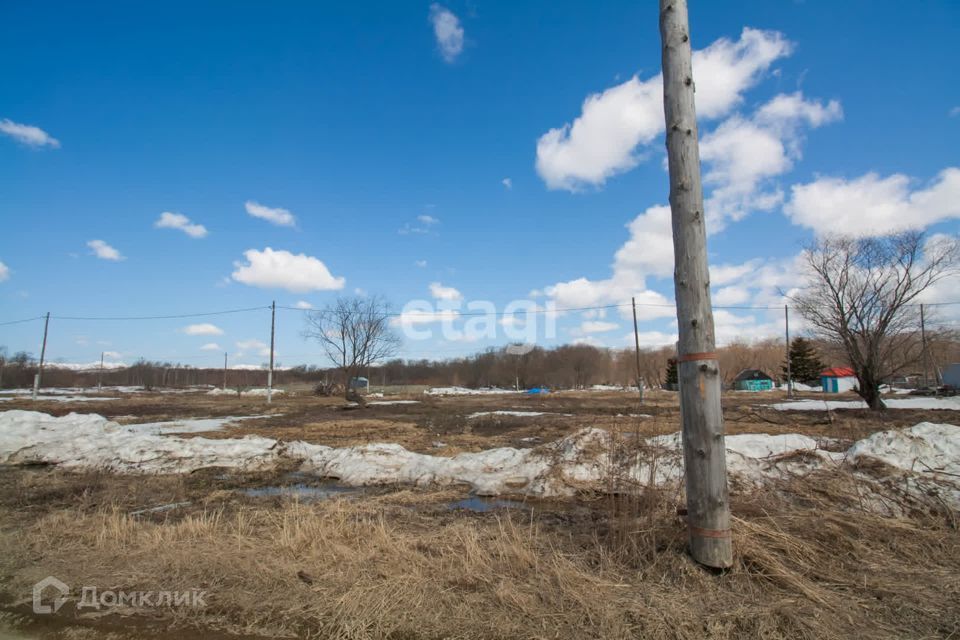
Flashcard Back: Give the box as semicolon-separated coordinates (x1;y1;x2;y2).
659;0;732;568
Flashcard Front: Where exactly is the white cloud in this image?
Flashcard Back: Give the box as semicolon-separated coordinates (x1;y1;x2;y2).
87;240;124;261
0;260;9;282
535;28;792;190
429;4;464;63
713;285;751;306
0;118;60;148
245;201;296;227
949;106;960;118
700;92;841;230
580;320;619;334
182;323;224;336
154;211;208;238
399;215;441;235
415;259;428;268
786;167;960;236
502;178;512;190
294;300;313;309
391;309;460;326
633;330;678;349
236;339;271;358
103;351;122;359
231;248;345;293
200;343;222;351
573;336;604;347
429;281;462;300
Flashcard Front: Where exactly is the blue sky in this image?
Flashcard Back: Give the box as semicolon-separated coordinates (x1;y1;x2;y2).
1;0;959;368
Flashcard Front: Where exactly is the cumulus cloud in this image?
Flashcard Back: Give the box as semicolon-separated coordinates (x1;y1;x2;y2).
502;178;512;190
786;167;960;236
391;309;460;326
535;28;792;190
537;88;840;319
294;300;313;309
429;282;462;300
0;260;9;282
245;201;296;227
700;92;842;230
200;343;222;351
429;4;464;63
154;211;208;238
87;240;124;261
231;247;345;293
0;118;60;148
236;339;271;358
415;259;428;268
182;323;224;336
399;215;440;235
580;320;619;333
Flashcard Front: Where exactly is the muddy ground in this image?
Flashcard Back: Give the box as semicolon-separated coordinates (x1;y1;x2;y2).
1;387;958;639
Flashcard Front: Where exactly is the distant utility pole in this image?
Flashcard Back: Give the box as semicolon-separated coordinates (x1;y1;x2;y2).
631;297;644;404
267;301;276;404
784;305;793;398
660;0;732;568
32;312;51;401
920;303;929;388
223;352;228;390
98;351;105;392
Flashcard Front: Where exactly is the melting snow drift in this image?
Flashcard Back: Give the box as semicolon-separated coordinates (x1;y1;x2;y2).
772;397;960;411
1;410;959;508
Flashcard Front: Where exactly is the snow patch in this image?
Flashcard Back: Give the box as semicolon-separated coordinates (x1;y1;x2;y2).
2;411;959;507
771;397;960;411
425;386;519;396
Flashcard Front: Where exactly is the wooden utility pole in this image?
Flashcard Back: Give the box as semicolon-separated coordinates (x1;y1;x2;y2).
31;312;51;401
267;301;276;404
223;352;228;390
659;0;732;568
784;305;793;398
631;297;644;404
98;351;105;392
920;303;929;388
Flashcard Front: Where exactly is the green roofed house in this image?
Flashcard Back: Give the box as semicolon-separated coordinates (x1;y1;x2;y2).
732;369;775;391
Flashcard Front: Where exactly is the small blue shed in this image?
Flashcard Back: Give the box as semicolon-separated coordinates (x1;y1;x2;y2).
733;369;774;391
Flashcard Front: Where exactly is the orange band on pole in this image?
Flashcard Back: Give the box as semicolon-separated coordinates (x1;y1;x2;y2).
677;351;717;362
688;525;731;539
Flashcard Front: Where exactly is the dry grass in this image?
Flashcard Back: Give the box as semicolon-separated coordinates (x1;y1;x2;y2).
2;467;958;640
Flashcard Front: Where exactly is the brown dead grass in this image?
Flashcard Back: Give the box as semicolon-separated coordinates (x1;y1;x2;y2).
1;467;958;640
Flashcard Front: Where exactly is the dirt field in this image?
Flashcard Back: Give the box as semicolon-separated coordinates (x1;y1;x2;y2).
1;387;958;639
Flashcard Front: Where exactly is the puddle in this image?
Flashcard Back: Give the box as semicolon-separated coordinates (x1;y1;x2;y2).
447;496;529;512
242;482;362;501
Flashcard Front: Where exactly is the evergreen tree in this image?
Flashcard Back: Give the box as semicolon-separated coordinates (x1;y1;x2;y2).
783;337;824;384
665;357;678;388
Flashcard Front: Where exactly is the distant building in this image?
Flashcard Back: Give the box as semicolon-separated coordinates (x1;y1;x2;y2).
943;364;960;389
820;367;857;393
733;369;774;391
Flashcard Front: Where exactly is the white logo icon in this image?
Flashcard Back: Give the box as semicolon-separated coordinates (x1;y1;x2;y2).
32;576;69;614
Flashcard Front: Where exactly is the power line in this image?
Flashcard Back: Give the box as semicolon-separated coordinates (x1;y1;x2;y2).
51;306;271;321
3;299;959;327
0;316;45;327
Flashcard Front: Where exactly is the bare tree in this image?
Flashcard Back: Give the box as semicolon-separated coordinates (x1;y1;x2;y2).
303;296;401;404
791;231;958;409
